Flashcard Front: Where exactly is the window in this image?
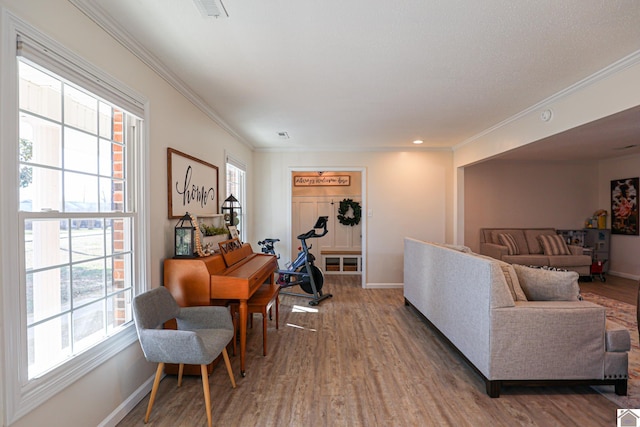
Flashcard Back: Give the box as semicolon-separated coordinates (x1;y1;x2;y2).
2;22;148;423
19;59;138;378
226;155;246;241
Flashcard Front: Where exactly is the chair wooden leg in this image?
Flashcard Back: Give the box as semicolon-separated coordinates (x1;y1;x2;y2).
145;362;164;423
232;312;237;357
275;296;279;329
262;309;268;356
222;347;236;388
201;364;213;427
178;363;184;387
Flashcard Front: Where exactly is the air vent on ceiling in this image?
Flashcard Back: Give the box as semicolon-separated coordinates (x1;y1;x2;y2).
193;0;228;18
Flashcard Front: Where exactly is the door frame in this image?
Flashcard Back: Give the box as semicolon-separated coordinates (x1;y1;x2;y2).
287;166;367;288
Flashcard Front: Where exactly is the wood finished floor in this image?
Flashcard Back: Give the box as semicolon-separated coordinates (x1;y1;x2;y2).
118;275;628;427
579;273;638;305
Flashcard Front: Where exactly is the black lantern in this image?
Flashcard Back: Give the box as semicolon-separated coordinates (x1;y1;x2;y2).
174;212;196;258
221;194;242;230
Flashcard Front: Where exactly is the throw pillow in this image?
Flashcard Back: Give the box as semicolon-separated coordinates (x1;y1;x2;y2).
498;233;520;256
512;264;580;301
537;234;570;256
498;262;528;301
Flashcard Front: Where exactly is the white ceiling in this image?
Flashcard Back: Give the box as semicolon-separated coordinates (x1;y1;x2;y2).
71;0;640;155
488;104;640;162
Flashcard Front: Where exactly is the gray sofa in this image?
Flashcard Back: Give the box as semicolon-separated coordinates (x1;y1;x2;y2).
479;228;592;276
404;238;629;397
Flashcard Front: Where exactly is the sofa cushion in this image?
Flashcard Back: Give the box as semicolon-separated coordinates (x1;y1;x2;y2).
512;264;580;301
498;233;520;255
548;254;592;268
469;253;527;302
498;262;527;301
524;229;557;254
538;234;570;256
490;229;529;254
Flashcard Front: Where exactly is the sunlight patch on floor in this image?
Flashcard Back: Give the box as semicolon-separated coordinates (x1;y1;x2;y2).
291;305;318;313
286;323;317;332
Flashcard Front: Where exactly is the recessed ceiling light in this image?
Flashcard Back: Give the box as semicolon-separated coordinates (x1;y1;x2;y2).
413;140;424;145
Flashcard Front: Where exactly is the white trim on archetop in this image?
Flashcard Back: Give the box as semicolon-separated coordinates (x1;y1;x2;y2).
69;0;250;150
454;48;640;152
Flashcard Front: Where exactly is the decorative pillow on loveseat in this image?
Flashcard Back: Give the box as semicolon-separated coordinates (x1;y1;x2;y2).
537;234;570;256
512;264;580;301
498;233;520;255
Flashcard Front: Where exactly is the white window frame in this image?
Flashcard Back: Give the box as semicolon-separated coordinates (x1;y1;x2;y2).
225;153;247;241
0;12;150;425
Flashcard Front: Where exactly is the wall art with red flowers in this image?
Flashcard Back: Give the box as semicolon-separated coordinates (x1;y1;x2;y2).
611;177;639;235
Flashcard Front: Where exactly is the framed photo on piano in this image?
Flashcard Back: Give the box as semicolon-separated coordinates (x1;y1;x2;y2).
228;225;239;241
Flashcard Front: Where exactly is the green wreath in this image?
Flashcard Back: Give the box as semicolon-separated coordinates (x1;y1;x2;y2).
337;198;361;226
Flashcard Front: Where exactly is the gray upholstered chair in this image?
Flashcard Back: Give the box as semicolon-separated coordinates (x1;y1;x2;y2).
133;286;236;427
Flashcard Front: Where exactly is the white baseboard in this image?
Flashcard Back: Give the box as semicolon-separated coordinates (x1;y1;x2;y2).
607;270;640;281
97;373;158;427
365;282;404;289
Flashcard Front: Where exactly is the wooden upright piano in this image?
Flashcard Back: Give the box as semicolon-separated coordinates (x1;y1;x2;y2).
163;239;278;376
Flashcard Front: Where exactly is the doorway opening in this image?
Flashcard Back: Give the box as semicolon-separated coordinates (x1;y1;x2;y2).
289;168;366;288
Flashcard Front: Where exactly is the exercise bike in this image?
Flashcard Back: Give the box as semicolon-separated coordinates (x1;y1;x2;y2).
258;216;332;306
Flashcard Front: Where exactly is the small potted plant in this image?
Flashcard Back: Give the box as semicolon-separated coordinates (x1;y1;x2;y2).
200;223;230;249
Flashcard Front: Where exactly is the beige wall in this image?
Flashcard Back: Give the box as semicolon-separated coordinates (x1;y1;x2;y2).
252;150;454;285
291;171;361;197
0;0;252;426
598;154;640;278
464;160;599;252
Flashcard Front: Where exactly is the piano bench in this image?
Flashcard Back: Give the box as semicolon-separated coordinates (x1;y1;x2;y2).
230;283;280;357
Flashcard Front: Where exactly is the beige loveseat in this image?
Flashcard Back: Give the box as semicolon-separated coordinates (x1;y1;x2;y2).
479;228;592;276
404;238;629;397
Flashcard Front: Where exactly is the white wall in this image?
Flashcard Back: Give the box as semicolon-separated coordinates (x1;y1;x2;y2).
598;154;640;279
252;150;453;285
463;160;599;252
0;1;252;426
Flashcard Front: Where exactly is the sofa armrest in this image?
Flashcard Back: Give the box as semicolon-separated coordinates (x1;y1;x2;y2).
490;301;608;380
480;242;508;260
606;320;630;352
568;245;586;256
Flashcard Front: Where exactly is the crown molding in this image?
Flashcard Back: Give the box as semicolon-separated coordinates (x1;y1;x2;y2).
253;145;453;153
454;48;640;152
68;0;253;149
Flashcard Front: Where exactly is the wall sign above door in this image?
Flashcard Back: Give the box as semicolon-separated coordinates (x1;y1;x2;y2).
294;175;350;187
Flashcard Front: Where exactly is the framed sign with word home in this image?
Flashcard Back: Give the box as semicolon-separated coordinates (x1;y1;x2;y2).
167;148;219;219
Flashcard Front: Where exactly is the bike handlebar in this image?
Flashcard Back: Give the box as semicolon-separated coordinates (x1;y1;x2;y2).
296;216;329;240
258;238;280;246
